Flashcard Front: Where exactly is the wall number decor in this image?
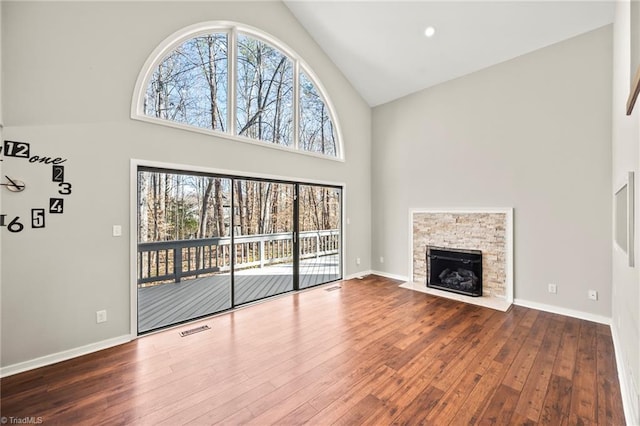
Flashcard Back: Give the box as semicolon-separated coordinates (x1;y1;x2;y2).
0;140;72;232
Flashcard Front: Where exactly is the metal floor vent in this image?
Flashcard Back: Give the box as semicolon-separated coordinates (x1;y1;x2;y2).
179;325;210;337
325;285;342;292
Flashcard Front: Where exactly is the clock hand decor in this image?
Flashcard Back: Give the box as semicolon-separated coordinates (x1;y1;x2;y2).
1;175;26;192
0;140;72;233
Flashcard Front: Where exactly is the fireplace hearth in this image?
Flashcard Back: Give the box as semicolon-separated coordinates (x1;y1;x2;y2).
427;246;482;297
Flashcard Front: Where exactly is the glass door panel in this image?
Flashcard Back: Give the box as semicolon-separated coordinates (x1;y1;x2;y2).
233;179;295;304
298;185;342;289
137;169;232;334
136;169;342;334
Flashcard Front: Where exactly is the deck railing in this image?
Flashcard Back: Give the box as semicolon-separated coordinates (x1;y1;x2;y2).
137;229;340;286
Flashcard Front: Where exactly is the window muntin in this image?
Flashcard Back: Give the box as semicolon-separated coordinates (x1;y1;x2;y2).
145;34;228;131
134;22;342;160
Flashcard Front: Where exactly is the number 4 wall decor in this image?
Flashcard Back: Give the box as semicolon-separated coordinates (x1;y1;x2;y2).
0;140;73;233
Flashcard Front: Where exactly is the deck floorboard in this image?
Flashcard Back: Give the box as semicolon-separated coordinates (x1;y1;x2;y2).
138;255;340;332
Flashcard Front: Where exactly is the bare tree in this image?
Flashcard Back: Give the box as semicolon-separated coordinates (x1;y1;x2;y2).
197;178;214;239
138;173;148;242
214;179;226;237
237;36;292;144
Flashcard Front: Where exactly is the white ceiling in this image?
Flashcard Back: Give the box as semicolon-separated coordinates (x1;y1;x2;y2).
284;1;615;106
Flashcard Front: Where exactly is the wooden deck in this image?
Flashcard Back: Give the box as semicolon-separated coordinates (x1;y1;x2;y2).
138;254;340;333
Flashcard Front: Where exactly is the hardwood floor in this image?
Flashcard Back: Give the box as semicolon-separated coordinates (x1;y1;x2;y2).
0;275;625;425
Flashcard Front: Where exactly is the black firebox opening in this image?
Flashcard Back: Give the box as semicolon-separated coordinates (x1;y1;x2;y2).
427;246;482;297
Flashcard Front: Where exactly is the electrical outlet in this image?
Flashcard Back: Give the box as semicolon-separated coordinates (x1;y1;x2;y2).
548;283;557;294
356;257;361;266
588;290;598;301
96;310;107;323
380;256;384;264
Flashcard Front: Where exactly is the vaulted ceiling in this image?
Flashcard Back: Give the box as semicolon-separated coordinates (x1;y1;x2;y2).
284;1;615;106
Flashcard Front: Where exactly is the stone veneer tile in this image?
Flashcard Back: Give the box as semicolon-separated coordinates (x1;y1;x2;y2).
412;212;507;298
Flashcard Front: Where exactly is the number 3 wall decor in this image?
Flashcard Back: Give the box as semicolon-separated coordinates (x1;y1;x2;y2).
0;140;72;232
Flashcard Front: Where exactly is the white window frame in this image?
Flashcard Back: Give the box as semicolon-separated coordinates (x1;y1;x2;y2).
131;21;344;161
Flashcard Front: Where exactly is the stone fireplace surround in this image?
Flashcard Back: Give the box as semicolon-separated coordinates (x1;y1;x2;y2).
401;208;514;311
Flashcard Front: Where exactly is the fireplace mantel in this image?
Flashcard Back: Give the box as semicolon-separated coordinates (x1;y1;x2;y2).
403;208;514;311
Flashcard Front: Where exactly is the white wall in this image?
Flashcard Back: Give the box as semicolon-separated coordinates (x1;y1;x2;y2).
0;2;4;366
611;2;640;423
372;26;613;319
0;1;372;369
0;0;3;128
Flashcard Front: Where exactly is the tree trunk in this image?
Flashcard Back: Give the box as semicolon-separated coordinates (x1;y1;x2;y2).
235;180;245;236
152;173;160;241
271;184;279;232
256;46;263;140
138;172;148;243
198;177;214;239
214;178;225;237
164;174;171;239
320;104;326;155
206;36;218;130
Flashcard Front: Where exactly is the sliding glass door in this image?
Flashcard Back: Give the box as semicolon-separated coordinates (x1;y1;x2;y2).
298;185;342;289
137;170;232;333
233;179;295;305
136;167;342;334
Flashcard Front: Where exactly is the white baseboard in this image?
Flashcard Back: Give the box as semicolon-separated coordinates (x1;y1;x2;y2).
0;334;132;378
344;270;373;280
611;324;640;426
370;270;409;282
513;298;611;325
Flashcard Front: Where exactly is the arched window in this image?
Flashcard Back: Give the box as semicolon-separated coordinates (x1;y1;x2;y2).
132;22;342;160
144;34;228;131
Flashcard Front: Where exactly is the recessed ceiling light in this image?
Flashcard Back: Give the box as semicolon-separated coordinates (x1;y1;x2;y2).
424;26;436;38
